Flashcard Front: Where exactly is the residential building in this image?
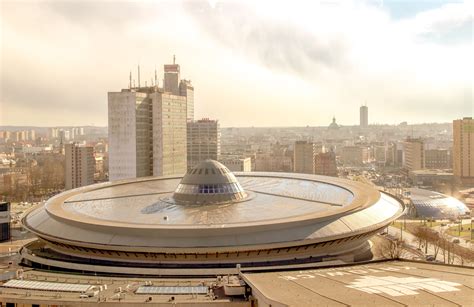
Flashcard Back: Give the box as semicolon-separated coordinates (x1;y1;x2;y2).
65;143;95;190
403;138;425;172
187;119;220;170
341;146;369;166
294;141;316;174
453;117;474;185
314;151;337;177
220;157;251;172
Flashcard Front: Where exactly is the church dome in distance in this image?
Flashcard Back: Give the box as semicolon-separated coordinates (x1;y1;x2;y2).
173;159;247;205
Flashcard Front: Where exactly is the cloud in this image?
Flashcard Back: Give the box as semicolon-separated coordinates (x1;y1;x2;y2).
0;0;472;127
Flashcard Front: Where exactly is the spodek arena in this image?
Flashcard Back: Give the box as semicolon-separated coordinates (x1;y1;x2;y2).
20;160;404;276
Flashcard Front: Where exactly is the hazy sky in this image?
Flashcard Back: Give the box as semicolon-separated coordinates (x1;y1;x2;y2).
1;0;472;127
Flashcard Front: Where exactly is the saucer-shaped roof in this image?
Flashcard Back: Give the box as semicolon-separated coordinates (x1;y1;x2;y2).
173;160;246;204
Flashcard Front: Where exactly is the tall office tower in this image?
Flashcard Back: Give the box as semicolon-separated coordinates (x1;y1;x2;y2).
108;61;190;181
187;119;220;170
403;138;425;171
179;79;194;120
108;91;152;180
150;92;187;176
314;151;337;177
65;143;95;190
453;117;474;185
294;141;315;174
164;56;180;95
360;105;368;128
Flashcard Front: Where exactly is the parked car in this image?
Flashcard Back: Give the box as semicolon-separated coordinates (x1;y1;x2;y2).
425;255;435;261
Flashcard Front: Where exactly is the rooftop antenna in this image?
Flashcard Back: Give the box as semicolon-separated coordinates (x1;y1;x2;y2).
154;67;158;87
138;65;141;88
133;79;136;88
173;54;176;64
129;71;132;89
145;81;147;87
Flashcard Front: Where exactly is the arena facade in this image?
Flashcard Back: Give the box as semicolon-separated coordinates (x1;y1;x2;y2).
20;160;404;276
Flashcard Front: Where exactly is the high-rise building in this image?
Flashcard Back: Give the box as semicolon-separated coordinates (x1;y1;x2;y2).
179;80;194;121
164;56;180;95
360;105;368;128
453;117;474;185
294;141;315;174
403;138;425;171
65;143;95;190
187;119;220;170
108;60;189;181
314;151;337;177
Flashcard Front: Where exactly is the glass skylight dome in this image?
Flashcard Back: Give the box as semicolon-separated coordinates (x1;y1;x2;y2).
173;159;247;204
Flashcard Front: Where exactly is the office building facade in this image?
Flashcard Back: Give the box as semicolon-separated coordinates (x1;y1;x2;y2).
187;119;220;170
108;60;191;180
453;117;474;185
403;138;425;172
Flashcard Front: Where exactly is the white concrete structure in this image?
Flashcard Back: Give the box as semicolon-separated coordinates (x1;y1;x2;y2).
22;160;403;275
108;61;192;180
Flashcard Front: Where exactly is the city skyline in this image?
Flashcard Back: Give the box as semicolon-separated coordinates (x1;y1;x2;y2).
1;0;472;127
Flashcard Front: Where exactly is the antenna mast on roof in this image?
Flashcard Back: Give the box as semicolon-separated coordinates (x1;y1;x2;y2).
129;71;132;89
154;67;158;87
173;54;176;64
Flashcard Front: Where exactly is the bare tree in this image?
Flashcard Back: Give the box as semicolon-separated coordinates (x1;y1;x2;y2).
376;237;407;259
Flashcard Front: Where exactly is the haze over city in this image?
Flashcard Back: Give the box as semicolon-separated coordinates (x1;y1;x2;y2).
1;0;472;127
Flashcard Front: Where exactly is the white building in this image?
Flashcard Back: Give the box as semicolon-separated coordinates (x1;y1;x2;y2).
108;60;189;180
220;157;251;172
65;143;95;190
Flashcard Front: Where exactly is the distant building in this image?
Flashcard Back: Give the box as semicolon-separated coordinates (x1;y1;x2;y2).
179;80;194;121
403;138;425;171
425;149;451;169
314;151;337;177
341;146;369;166
108;60;190;180
328;117;340;130
65;143;95;190
360;105;368;128
187;119;220;170
220;157;251;172
409;170;453;188
294;141;315;174
254;153;293;172
453;117;474;185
